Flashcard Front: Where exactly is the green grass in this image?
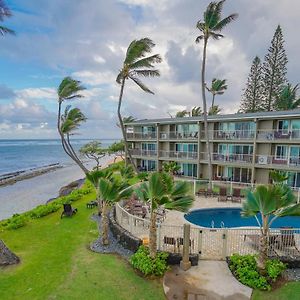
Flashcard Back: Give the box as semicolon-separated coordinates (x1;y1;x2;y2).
0;191;164;300
252;282;300;300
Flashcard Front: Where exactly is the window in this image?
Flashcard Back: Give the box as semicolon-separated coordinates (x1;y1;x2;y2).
278;120;289;133
179;163;197;177
141;160;156;171
142;143;156;151
276;145;288;159
175;143;197;153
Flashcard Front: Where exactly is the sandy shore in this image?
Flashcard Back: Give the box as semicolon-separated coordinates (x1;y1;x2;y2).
0;156;114;221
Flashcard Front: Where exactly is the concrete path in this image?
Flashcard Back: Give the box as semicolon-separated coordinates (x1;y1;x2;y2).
163;261;252;300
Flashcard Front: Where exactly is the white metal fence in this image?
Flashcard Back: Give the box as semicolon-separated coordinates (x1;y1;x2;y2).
115;202;300;260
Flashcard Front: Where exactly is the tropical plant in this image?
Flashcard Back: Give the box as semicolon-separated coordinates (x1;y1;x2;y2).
206;78;227;109
0;0;15;36
208;105;221;115
162;161;180;177
261;25;288;111
57;77;88;174
79;141;107;170
275;83;300;111
196;0;238;189
269;170;289;185
116;116;136;128
137;171;149;182
175;110;189;118
191;106;202;116
240;56;264;113
97;177;132;245
119;165;135;181
108;140;125;162
135;172;194;258
116;38;162;172
241;184;300;270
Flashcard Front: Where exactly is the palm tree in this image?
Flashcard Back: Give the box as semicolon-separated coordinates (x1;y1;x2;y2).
135;172;194;258
98;177;133;245
196;0;238;190
57;77;88;174
275;83;300;111
208;105;221;115
116;116;136;128
116;38;162;172
0;0;15;36
241;184;300;270
191;106;202;116
162;161;180;179
206;78;227;109
175;110;189;118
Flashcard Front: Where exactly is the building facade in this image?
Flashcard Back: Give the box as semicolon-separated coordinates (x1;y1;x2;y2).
125;110;300;188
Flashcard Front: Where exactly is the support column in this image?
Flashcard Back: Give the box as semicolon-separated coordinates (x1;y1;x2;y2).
251;118;258;184
197;121;201;179
180;224;192;271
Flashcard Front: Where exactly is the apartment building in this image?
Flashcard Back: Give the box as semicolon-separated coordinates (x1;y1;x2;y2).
124;110;300;188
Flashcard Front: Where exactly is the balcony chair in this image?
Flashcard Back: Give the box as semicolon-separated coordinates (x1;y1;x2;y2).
61;204;78;218
218;186;229;202
231;188;242;203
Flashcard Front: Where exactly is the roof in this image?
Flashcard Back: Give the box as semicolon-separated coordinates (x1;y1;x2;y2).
124;109;300;126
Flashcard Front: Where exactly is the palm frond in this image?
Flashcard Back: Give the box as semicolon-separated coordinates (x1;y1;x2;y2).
58;77;86;102
60;107;87;134
131;69;160;78
129;76;154;94
116;72;124;84
213;13;239;31
0;25;15;35
210;32;224;40
129;54;162;69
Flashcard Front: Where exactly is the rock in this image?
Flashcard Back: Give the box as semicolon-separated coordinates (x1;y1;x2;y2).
0;240;20;266
58;178;85;196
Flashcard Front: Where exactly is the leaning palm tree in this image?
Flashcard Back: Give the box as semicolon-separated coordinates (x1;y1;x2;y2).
57;77;88;174
241;184;300;270
206;78;227;109
116;38;162;172
196;0;238;190
0;0;15;36
98;177;133;245
275;83;300;111
136;172;194;258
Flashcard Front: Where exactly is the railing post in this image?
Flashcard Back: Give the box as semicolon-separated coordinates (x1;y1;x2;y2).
180;224;192;271
298;189;300;204
222;229;228;260
230;181;233;195
193;180;196;196
198;229;203;259
157;223;161;251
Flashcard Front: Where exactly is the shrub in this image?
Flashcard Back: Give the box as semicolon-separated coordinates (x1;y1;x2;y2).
266;259;286;281
130;246;169;277
4;214;27;230
137;172;149;182
29;203;61;219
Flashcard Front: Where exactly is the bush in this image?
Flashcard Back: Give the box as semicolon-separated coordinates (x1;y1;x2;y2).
229;254;286;290
29;203;61;219
137;172;149;182
3;214;27;230
130;246;169;277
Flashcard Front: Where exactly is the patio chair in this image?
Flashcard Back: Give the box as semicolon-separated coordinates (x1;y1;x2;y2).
61;203;78;218
274;228;300;258
163;236;176;252
231;188;242;203
196;188;206;196
218;187;228;202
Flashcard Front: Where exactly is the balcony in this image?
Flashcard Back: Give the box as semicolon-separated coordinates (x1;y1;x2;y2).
257;129;300;141
129;149;157;157
159;150;198;160
255;155;300;168
126;132;157;140
159;131;198;140
200;152;253;164
201;130;255;140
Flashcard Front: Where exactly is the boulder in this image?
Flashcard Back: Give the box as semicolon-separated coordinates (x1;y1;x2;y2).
0;240;20;266
58;178;85;196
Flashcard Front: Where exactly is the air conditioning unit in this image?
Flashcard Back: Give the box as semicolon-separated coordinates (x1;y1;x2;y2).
161;133;167;139
258;155;268;165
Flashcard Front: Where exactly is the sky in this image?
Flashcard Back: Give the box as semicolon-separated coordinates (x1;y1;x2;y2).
0;0;299;139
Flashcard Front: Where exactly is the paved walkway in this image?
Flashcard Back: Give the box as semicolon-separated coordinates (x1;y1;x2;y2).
163;261;252;300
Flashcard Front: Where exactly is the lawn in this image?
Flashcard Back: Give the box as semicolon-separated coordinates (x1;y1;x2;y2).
0;190;165;300
252;282;300;300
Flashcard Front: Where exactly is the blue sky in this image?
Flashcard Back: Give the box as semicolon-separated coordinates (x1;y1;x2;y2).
0;0;299;139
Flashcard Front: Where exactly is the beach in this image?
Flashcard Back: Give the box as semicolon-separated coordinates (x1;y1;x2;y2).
0;155;113;221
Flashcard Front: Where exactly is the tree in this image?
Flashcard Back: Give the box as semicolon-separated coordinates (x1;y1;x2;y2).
79;141;107;170
135;172;194;258
0;0;15;36
208;105;221;115
89;173;132;245
162;161;180;178
261;25;288;111
196;0;238;190
241;183;300;270
206;78;227;109
240;56;264;113
57;77;88;174
116;116;136;129
191;106;202;116
116;38;162;172
275;83;300;111
175;110;189;118
108;140;125;162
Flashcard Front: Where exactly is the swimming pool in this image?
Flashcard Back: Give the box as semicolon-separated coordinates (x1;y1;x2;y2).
184;207;300;228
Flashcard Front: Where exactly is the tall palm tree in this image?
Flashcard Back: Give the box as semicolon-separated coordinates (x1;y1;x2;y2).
208;105;221;115
135;172;194;258
57;77;88;174
206;78;227;108
196;0;238;189
191;106;202;116
241;184;300;270
175;109;189;118
116;38;162;172
0;0;15;36
98;177;132;245
116;116;136;128
275;83;300;111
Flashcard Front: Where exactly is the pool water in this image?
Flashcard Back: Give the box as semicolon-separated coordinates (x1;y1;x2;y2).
184;208;300;228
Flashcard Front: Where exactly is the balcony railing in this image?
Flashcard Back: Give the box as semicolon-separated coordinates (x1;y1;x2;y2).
159;131;198;140
200;152;253;164
201;130;255;140
159;150;198;160
129;149;157;157
126;132;157;140
257;129;300;141
256;155;300;167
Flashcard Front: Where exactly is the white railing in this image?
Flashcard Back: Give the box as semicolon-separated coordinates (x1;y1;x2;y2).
201;130;255;140
159;131;198;140
129;149;157;157
256;155;300;168
159;150;198;160
257;129;300;141
126;132;157;140
200;152;253;164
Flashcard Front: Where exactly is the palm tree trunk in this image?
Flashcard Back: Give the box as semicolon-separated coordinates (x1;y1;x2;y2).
117;78;138;173
201;37;213;190
211;94;215;109
101;201;109;245
149;209;157;258
258;216;269;271
96;187;102;215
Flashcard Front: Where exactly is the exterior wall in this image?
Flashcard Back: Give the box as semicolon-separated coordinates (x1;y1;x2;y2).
255;168;270;185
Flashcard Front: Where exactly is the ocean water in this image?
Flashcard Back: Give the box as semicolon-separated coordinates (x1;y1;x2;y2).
0;139;117;176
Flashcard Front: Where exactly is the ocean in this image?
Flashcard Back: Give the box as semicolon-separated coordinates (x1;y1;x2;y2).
0;139;117;176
